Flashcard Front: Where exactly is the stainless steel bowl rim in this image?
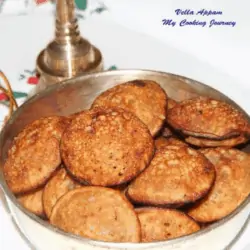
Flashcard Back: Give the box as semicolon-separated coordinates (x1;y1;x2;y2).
0;69;249;249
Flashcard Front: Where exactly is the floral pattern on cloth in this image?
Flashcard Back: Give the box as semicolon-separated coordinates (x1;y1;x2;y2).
0;0;108;16
0;65;117;102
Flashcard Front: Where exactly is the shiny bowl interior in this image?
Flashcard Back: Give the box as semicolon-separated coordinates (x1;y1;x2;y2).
0;69;249;248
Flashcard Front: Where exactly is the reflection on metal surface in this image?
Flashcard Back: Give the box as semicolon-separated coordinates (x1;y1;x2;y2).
224;215;250;250
0;189;37;250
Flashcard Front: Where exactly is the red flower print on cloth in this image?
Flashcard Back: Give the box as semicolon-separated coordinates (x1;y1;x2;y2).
27;76;39;85
19;69;39;85
35;0;49;5
0;93;8;101
20;66;118;86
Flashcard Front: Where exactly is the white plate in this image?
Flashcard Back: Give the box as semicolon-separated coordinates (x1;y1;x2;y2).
0;13;249;250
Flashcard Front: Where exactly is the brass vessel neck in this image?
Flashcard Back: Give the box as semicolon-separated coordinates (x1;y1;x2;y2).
55;0;81;44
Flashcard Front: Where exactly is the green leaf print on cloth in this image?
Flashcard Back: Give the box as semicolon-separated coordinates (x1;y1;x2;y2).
13;91;28;99
75;0;87;11
0;91;28;101
107;65;118;71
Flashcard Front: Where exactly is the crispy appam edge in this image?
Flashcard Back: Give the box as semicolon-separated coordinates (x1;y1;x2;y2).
126;146;216;207
155;137;188;150
61;107;155;187
135;207;200;242
18;188;46;218
91;80;168;137
167;97;250;140
50;187;141;242
42;168;82;218
185;135;248;148
188;148;250;223
3;116;69;194
135;207;201;227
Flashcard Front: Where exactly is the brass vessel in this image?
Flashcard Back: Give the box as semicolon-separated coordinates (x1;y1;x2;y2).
0;70;249;250
36;0;103;93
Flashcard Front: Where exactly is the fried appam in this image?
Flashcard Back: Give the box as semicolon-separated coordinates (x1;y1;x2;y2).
43;168;81;218
188;148;250;223
61;107;154;186
167;98;178;110
127;145;215;206
185;135;248;147
50;187;141;242
136;207;200;242
161;98;178;138
155;137;187;150
18;188;45;217
91;80;168;136
155;137;170;150
3;116;69;194
167;97;250;140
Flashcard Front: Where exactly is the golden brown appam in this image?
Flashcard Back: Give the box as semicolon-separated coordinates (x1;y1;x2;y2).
185;135;248;147
136;207;200;242
167;98;178;110
91;80;168;136
155;137;170;150
50;187;141;242
18;188;45;217
155;137;187;150
167;97;250;140
3;116;69;194
43;168;81;218
126;145;215;206
161;97;178;138
188;148;250;223
61;106;154;186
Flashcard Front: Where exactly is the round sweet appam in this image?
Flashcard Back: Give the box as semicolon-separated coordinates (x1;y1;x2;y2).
43;168;81;218
167;98;178;110
126;145;215;206
155;137;170;150
185;135;248;147
155;137;187;150
18;188;45;217
188;148;250;223
50;187;141;242
136;207;200;242
91;80;168;136
167;97;250;139
61;107;154;186
3;116;69;194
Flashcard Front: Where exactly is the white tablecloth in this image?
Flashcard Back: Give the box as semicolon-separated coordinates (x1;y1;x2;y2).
102;0;250;88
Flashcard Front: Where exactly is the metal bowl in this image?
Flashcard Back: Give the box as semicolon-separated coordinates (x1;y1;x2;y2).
0;69;249;250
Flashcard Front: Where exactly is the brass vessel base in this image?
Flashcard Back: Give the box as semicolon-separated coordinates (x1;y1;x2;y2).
35;46;103;94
